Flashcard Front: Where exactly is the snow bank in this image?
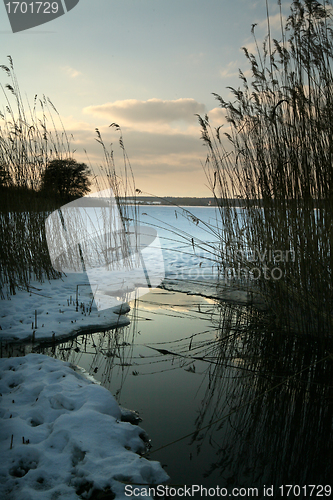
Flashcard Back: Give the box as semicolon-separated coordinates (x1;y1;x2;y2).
0;354;169;499
0;274;130;343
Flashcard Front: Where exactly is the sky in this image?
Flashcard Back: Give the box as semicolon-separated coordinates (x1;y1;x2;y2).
0;0;290;196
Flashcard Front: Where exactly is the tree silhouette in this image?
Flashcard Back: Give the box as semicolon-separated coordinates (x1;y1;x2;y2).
41;158;91;201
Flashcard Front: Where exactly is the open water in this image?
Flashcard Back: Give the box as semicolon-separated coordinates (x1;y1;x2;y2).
3;206;333;497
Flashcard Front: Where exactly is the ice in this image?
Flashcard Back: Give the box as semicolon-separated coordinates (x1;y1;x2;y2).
0;273;130;343
45;190;165;311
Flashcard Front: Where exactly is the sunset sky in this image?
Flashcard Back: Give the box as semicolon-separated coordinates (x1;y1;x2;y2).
0;0;289;196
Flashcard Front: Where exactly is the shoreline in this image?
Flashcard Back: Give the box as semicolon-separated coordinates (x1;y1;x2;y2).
0;274;130;344
0;273;267;347
0;354;169;499
160;278;267;310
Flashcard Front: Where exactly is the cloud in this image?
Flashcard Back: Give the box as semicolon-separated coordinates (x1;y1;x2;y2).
62;65;82;78
219;60;252;82
208;107;228;127
220;61;240;79
83;98;206;127
256;12;287;34
54;110;214;196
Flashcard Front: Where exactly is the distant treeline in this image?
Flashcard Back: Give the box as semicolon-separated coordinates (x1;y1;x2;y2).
3;188;327;211
121;196;247;207
121;196;328;208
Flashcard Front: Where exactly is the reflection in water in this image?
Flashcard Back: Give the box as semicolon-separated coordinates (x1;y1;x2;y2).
2;289;332;496
192;308;333;491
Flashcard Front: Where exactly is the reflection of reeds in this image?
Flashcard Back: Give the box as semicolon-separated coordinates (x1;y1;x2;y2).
192;301;333;488
198;1;333;337
34;319;137;403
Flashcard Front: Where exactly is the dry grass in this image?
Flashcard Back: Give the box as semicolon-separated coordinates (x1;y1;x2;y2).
0;58;137;298
199;0;333;337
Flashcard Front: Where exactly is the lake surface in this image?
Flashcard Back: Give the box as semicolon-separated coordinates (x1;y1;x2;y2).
13;284;333;498
2;205;333;497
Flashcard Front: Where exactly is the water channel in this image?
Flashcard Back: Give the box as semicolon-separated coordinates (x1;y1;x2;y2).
2;205;333;497
4;286;332;498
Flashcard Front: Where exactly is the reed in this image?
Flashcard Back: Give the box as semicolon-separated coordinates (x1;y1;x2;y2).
191;300;333;486
199;0;333;337
0;58;137;298
0;56;70;296
93;124;139;257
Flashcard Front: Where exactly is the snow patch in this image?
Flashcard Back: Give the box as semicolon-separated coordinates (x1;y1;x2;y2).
0;354;169;499
0;274;130;343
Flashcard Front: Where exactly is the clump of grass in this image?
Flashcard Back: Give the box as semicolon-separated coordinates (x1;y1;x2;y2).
0;57;72;193
199;0;333;337
0;57;138;298
0;56;73;296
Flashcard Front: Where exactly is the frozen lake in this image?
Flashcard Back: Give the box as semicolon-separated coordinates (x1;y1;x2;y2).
2;205;332;497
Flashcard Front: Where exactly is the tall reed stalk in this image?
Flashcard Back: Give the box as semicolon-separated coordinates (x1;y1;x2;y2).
0;57;71;192
199;0;333;337
0;57;73;296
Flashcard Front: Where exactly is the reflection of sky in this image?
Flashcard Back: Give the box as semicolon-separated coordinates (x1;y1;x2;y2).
45;288;228;487
62;288;222;428
0;0;291;195
131;288;216;313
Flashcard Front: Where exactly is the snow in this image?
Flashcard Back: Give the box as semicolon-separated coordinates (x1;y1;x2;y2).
0;268;263;345
0;353;169;499
0;273;131;343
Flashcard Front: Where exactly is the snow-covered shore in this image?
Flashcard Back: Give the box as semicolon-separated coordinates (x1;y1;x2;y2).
0;354;169;500
0;274;130;343
0;204;259;500
0;271;170;499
